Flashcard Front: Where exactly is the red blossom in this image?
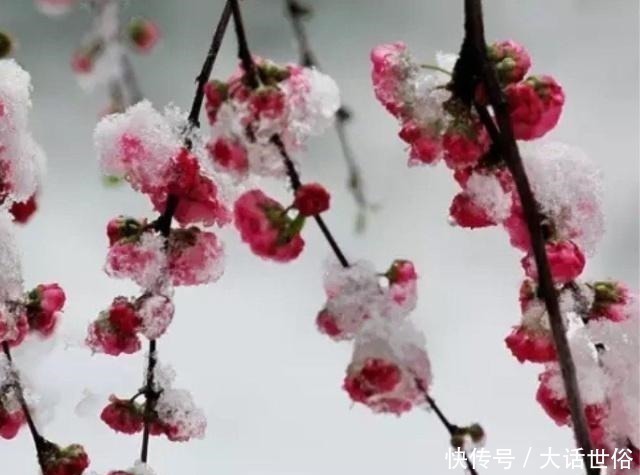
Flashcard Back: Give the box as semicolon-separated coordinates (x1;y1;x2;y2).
100;396;144;435
294;183;331;217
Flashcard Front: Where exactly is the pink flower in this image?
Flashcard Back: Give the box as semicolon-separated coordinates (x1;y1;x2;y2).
204;80;228;124
86;298;142;356
589;281;632;322
371;42;408;117
506;75;565;140
487;40;531;84
399;121;441;166
536;370;608;439
0;406;25;439
25;283;66;337
0;312;29;348
521;240;585;284
101;396;144;435
315;309;343;339
449;193;496;228
344;358;403;405
168;228;225;286
344;320;431;415
385;259;418;312
9;194;38;224
505;326;556;363
249;87;286;121
128;18;161;54
234;189;305;262
206;137;249;176
151;149;231;227
294;183;331;216
138;294;174;340
503;198;531;251
105;231;166;288
442;121;490;170
41;443;90;475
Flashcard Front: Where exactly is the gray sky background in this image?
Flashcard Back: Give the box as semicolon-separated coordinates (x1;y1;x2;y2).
1;1;638;474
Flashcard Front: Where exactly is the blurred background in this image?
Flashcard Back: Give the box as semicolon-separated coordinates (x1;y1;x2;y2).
1;0;638;473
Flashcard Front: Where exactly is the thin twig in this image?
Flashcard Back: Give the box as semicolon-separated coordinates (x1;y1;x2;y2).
283;0;372;230
457;1;597;473
230;6;481;472
138;1;233;463
2;342;49;471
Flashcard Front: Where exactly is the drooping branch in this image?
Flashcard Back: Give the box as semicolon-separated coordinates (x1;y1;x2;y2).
139;1;233;463
283;0;373;230
229;3;482;472
456;1;597;473
2;342;51;472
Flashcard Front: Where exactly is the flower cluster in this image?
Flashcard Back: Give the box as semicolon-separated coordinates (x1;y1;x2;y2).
233;183;330;262
1;59;88;473
373;38;638;468
101;363;206;443
88;100;220;448
204;58;340;179
315;259;431;415
0;59;44;224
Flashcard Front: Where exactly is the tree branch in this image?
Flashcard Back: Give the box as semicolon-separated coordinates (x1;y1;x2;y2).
230;5;482;472
458;1;597;473
2;342;50;472
139;1;233;462
283;0;372;230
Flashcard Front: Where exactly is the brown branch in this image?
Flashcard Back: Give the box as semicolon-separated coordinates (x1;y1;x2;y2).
2;342;50;472
458;1;597;473
283;0;372;230
230;5;482;472
139;1;232;463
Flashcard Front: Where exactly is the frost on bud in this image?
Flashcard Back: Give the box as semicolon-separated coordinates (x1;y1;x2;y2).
155;388;207;442
168;228;225;286
205;60;339;179
385;259;418;317
233;189;305;262
105;230;167;290
0;369;25;439
0;60;45;205
41;442;90;475
506;75;564;141
317;259;419;341
521;240;585;284
344;319;431;415
127;18;161;54
487;40;531;84
137;294;174;340
294;182;331;216
521;141;604;255
86;297;142;356
370;42;410;117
